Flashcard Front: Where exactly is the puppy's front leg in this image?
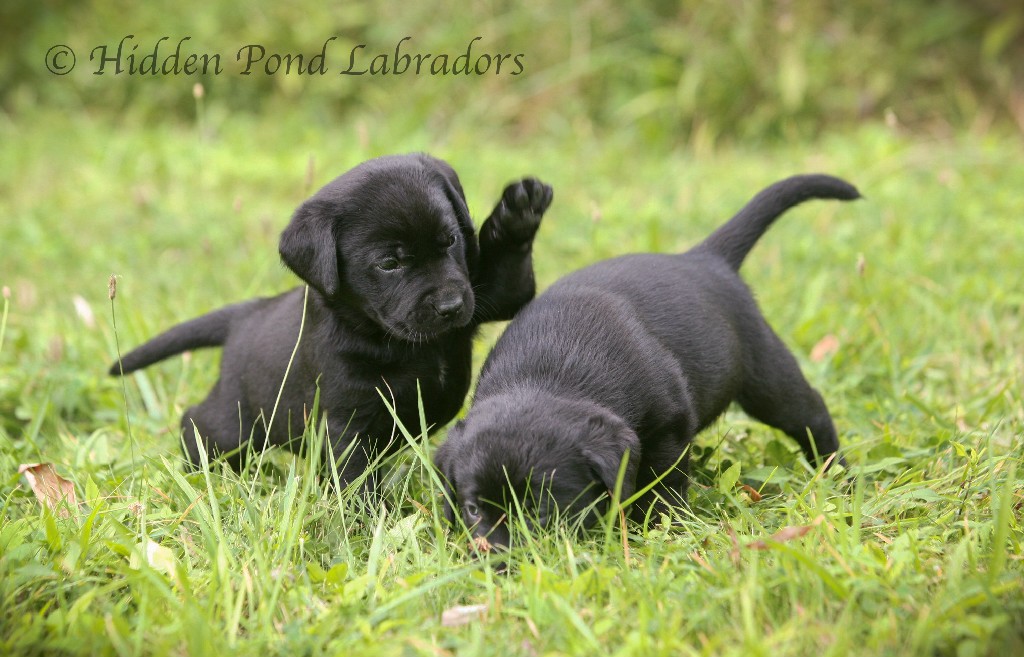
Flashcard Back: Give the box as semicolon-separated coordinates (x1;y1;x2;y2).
472;178;553;323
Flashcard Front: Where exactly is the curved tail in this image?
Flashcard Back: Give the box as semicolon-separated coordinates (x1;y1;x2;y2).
109;301;253;376
696;174;861;271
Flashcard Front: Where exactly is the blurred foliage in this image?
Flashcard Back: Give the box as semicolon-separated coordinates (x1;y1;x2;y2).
2;0;1023;145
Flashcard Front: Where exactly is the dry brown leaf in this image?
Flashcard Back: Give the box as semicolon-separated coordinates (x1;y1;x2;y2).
810;334;840;363
440;604;488;627
18;463;77;518
408;497;431;516
738;484;763;502
747;515;825;550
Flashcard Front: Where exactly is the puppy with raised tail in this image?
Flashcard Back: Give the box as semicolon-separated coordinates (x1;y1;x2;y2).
110;153;553;490
435;175;860;546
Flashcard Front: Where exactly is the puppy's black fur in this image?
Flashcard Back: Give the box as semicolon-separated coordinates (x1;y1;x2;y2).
435;175;860;546
110;154;553;487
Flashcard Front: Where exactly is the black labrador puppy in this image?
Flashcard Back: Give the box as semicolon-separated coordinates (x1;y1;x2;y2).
110;153;553;489
435;174;860;546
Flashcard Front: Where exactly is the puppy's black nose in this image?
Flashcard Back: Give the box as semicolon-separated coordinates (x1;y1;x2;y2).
432;296;464;318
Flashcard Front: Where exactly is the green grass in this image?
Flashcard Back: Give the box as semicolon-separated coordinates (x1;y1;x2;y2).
1;108;1022;656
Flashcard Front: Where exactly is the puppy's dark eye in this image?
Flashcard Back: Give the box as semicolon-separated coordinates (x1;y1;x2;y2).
463;502;481;524
377;257;400;271
447;232;458;247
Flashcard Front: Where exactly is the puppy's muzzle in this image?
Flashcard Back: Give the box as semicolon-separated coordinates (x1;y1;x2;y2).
405;286;473;336
431;294;465;319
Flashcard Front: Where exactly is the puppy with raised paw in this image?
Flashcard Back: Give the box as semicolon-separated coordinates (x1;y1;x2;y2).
110;153;553;489
435;174;860;546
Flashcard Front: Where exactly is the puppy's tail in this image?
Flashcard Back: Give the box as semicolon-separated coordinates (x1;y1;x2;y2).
696;174;861;271
108;301;253;376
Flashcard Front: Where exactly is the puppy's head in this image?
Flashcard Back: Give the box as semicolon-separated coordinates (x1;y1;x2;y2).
434;395;640;549
279;153;479;340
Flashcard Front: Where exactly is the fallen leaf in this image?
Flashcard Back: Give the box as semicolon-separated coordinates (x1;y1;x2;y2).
408;497;431;516
18;463;77;518
738;484;763;502
747;515;825;550
441;604;488;627
810;334;840;363
129;538;176;574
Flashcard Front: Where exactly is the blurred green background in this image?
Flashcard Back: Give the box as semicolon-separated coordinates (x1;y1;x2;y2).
3;0;1022;144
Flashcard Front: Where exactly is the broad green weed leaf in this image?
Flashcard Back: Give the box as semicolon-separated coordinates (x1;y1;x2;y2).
718;462;741;493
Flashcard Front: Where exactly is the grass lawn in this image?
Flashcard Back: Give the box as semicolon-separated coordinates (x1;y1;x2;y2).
1;109;1022;656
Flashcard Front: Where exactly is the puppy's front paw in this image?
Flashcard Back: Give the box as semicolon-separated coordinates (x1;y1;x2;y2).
488;178;553;246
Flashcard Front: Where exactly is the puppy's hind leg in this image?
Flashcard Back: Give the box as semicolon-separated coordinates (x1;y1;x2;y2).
736;326;846;468
179;392;251;473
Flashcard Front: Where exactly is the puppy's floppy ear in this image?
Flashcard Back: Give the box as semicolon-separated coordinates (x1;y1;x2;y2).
433;421;463;526
579;414;640;501
419;155;479;269
279;198;341;297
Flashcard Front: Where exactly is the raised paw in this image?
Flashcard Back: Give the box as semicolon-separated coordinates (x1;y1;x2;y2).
488;177;553;246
